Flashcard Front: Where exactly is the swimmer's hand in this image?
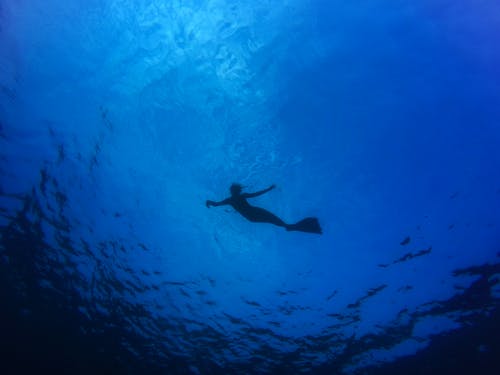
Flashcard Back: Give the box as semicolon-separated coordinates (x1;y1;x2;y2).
206;200;214;208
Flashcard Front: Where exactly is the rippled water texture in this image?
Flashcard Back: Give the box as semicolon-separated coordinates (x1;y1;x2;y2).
1;0;500;374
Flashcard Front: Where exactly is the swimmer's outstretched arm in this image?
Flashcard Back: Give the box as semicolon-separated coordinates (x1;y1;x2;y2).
243;184;275;198
206;198;230;208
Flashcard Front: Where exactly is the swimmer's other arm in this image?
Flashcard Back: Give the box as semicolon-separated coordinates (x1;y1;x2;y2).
206;199;230;208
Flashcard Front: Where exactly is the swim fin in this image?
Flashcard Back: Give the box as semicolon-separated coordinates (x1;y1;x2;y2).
286;217;322;234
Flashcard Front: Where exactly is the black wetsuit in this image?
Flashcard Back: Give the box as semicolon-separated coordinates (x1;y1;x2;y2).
206;185;322;234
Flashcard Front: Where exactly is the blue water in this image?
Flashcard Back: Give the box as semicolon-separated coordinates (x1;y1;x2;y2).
1;0;499;374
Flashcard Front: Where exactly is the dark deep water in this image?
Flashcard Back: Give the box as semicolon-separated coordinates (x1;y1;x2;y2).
1;0;500;374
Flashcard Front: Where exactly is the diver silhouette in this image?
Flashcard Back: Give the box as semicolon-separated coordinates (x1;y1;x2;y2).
206;183;322;234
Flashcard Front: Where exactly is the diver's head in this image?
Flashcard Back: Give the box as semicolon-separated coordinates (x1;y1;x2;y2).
230;183;243;196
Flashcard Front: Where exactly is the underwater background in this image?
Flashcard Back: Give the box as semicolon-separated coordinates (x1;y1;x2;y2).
1;0;499;374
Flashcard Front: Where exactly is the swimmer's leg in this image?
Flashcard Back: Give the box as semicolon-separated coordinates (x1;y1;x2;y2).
250;207;288;228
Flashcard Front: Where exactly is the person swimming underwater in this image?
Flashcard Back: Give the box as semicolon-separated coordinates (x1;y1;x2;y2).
206;183;322;234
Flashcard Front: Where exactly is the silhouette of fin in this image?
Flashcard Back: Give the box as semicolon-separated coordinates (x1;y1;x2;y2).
286;217;322;234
